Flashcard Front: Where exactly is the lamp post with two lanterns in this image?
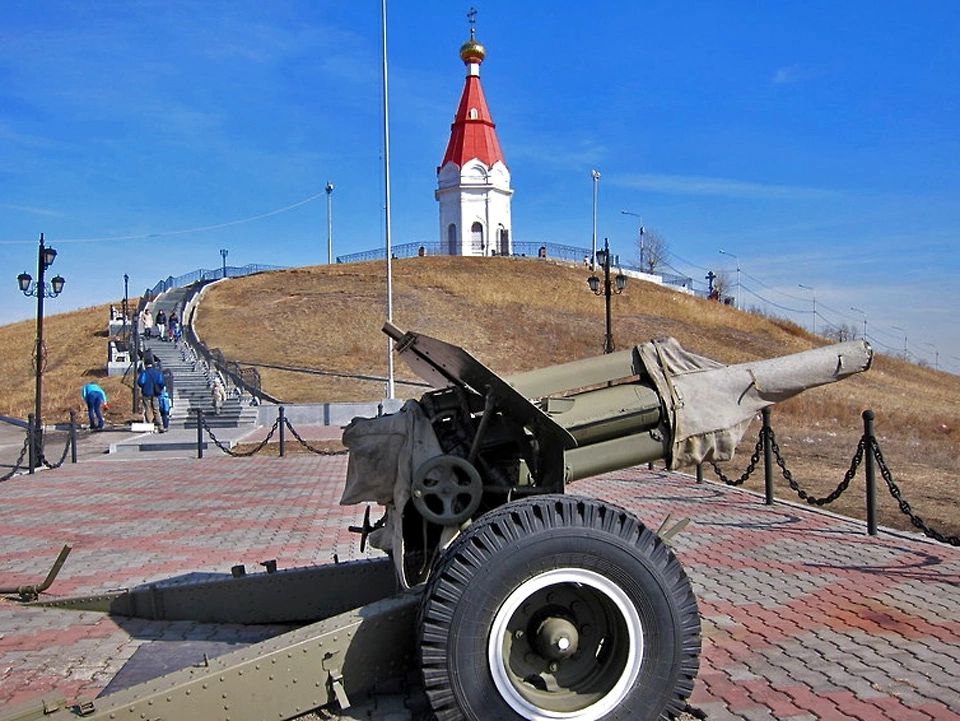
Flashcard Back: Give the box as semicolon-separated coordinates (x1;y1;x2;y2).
16;233;66;463
587;238;627;354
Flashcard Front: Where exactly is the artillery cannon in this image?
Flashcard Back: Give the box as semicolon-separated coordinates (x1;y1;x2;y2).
3;325;872;721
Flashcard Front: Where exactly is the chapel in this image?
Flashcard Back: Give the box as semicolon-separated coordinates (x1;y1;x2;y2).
436;17;514;256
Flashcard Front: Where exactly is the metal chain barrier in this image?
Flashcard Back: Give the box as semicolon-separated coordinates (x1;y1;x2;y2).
709;431;763;485
200;415;281;457
283;417;348;455
771;428;864;506
39;434;72;470
870;437;960;546
1;435;31;482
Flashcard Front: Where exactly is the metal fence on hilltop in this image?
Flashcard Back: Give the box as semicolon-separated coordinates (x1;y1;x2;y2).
335;241;706;297
146;263;286;299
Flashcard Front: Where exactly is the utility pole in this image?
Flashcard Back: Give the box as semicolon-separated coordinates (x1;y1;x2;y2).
719;249;740;310
850;306;867;341
798;284;816;335
325;181;335;264
620;210;645;272
591;170;601;267
381;0;395;399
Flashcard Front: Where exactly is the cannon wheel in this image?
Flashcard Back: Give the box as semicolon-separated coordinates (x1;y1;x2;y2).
419;495;700;721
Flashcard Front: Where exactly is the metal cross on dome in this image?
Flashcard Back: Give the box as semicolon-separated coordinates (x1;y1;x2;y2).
467;7;478;38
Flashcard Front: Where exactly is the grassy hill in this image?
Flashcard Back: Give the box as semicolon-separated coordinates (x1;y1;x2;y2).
1;257;957;538
0;302;136;427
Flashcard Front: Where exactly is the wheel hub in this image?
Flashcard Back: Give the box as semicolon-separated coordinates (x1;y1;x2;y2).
534;616;580;660
488;568;644;720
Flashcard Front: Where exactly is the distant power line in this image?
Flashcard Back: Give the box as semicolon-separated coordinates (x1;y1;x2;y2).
0;191;327;245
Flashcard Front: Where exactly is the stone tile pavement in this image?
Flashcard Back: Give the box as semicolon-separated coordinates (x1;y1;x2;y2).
1;456;958;719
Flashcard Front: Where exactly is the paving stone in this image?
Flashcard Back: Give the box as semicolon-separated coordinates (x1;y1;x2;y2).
1;458;959;720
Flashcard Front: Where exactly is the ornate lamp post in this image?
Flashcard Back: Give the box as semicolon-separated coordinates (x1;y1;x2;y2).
122;273;130;338
17;233;65;462
587;238;627;354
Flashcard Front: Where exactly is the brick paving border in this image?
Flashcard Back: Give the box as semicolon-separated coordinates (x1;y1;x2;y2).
1;457;958;719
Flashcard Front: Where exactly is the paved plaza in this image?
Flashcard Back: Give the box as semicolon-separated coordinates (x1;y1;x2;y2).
1;455;958;720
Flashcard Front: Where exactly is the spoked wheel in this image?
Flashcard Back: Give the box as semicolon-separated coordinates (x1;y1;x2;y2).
419;495;701;721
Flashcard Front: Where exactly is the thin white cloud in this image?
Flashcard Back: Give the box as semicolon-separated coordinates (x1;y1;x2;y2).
0;203;61;217
772;64;822;85
508;137;608;169
609;173;837;200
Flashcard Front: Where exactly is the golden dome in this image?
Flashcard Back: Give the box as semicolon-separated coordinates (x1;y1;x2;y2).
460;37;486;64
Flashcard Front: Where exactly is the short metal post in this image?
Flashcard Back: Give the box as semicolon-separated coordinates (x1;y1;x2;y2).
69;409;78;463
762;408;774;505
278;406;286;458
196;409;204;459
863;409;877;536
27;414;36;474
696;463;703;484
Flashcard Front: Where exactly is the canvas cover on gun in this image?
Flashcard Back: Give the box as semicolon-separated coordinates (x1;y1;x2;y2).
636;338;873;469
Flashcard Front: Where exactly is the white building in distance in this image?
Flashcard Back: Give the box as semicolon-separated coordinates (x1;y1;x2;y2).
436;24;513;256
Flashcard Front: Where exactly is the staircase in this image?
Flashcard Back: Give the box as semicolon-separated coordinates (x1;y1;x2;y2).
143;337;259;429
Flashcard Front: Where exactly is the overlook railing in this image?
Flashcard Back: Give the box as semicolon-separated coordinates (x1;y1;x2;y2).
146;263;286;299
335;241;703;296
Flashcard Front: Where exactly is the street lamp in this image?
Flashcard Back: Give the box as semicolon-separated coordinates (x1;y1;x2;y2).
798;284;816;335
326;181;335;264
620;210;646;272
122;273;130;339
220;249;229;279
587;238;627;354
718;249;740;310
16;233;66;464
591;170;601;268
892;326;909;359
850;306;867;341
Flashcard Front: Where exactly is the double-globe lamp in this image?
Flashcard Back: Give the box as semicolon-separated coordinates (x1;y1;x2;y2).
587;238;627;354
17;233;66;464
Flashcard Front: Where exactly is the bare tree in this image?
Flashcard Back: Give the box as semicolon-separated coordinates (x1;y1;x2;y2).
709;270;732;302
637;228;668;273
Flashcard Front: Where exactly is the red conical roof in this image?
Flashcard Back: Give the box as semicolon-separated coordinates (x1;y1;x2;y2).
440;68;506;170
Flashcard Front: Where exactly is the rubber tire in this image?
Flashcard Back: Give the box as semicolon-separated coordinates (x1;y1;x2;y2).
419;495;701;721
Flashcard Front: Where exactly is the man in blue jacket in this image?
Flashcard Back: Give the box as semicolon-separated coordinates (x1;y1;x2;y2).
137;359;166;432
81;382;108;431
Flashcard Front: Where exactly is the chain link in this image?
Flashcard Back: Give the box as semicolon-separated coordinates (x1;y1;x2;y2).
283;417;348;455
199;414;280;457
771;428;864;506
870;437;960;546
709;431;763;485
39;434;72;470
0;434;31;482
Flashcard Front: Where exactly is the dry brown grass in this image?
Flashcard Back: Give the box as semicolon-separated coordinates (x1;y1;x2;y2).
0;301;137;426
196;257;960;537
2;258;957;538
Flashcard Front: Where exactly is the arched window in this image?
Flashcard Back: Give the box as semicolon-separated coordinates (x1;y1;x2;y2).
471;222;484;255
468;108;479;120
447;224;458;255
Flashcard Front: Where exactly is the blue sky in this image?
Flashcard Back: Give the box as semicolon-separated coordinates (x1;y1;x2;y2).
2;1;958;370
